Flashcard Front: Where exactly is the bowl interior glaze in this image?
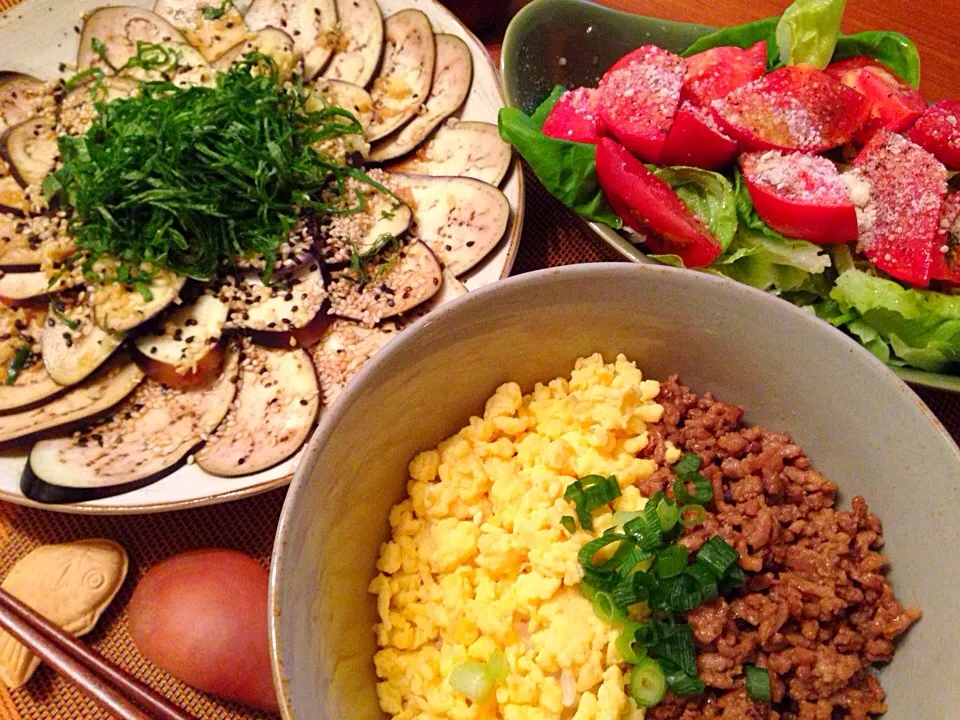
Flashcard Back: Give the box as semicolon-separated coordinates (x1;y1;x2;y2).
271;263;960;720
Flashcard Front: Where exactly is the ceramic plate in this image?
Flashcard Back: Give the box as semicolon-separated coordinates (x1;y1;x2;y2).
500;0;960;392
0;0;524;514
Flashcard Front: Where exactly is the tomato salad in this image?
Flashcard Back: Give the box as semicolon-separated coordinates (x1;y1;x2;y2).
500;0;960;375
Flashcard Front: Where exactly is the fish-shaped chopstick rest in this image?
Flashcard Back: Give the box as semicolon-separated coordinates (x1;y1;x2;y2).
0;539;128;688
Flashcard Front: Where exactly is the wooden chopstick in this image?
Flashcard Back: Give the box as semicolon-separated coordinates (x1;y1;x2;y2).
0;586;196;720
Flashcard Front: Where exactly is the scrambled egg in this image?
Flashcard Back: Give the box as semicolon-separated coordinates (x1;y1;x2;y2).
370;355;682;720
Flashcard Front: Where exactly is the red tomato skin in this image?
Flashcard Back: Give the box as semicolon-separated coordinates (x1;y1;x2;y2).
930;194;960;282
712;65;871;153
825;57;927;135
597;46;685;163
541;87;606;144
595;137;721;267
909;100;960;171
128;549;278;711
680;41;767;108
659;103;738;170
851;130;948;287
741;171;858;244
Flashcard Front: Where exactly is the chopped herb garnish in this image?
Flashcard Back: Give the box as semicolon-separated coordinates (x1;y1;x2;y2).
745;664;771;702
201;0;232;20
560;515;577;533
49;304;80;331
46;54;377;282
5;346;31;385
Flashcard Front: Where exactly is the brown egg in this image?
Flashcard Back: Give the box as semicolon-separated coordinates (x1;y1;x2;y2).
128;549;278;711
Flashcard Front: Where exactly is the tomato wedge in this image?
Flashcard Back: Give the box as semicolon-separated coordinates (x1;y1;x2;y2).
597;46;685;163
659;102;738;170
712;65;871;153
909;100;960;171
541;87;606;144
848;130;948;286
825;57;927;136
681;41;767;108
740;151;857;244
595;137;722;267
931;194;960;283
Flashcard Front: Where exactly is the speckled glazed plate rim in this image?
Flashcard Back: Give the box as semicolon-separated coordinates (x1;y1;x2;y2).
0;0;524;515
499;0;960;392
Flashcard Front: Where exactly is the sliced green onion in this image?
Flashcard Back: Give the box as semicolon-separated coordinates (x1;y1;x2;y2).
662;661;705;697
564;475;621;531
579;582;598;602
611;570;655;609
487;650;509;685
612;510;643;532
720;564;746;592
680;504;707;527
673;453;701;477
656;498;680;532
656;545;688;579
630;658;666;708
685;561;719;602
653;624;697;676
634;622;661;649
615;622;647;664
697;536;739;577
592;590;626;624
673;476;713;506
560;515;577;534
623;512;662;552
745;664;771;702
449;661;494;702
652;574;703;612
5;346;31;386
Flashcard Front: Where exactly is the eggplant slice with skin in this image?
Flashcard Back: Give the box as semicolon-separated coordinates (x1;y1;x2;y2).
366;10;435;143
195;342;320;476
77;8;189;71
1;118;58;188
41;298;124;387
24;344;240;499
387;120;512;187
0;74;46;137
0;214;42;268
369;34;472;163
211;27;299;81
0;361;63;412
323;0;384;89
0;271;81;304
327;239;441;324
90;262;186;333
0;354;143;444
316;180;412;263
133;294;228;376
0;172;29;216
307;79;374;161
245;0;338;80
153;0;249;62
389;174;510;276
308;318;399;404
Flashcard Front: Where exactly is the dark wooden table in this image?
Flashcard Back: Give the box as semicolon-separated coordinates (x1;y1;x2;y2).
489;0;957;100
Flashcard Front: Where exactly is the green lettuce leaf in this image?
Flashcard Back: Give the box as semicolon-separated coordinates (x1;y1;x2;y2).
654;167;738;250
681;17;781;69
832;31;921;88
828;269;960;372
775;0;846;68
498;87;621;228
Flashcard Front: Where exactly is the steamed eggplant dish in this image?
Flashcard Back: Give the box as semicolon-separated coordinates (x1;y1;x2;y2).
0;0;514;504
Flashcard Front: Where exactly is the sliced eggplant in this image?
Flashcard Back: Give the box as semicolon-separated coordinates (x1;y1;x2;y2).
327;239;441;323
211;27;299;82
0;355;143;444
317;182;411;263
369;35;472;163
0;361;62;412
90;262;186;333
0;271;80;304
310;78;374;132
389;174;510;276
41;299;124;387
366;10;435;143
0;74;46;137
1;118;58;188
24;344;239;496
0;161;29;215
406;268;467;321
77;7;188;72
133;294;227;378
153;0;249;62
195;342;319;476
245;0;338;80
225;261;328;341
323;0;384;89
60;76;139;137
387;121;512;187
0;214;42;268
308;318;399;404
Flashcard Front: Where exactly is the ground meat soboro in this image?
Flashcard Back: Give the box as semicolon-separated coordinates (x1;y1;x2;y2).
640;377;920;720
